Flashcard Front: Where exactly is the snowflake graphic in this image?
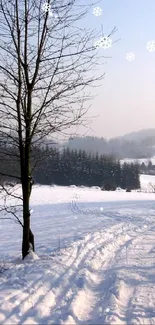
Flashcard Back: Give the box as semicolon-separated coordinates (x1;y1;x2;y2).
94;39;102;48
93;7;102;17
94;36;112;49
15;301;20;305
146;40;155;52
42;2;58;19
100;36;112;49
42;2;51;13
126;52;135;61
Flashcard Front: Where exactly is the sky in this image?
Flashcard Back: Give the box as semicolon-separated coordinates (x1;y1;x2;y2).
76;0;155;139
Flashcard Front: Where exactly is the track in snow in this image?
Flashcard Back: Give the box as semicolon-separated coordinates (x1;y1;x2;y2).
0;198;155;324
45;219;155;325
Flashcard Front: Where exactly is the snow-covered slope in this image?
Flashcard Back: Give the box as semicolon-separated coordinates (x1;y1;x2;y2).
0;176;155;324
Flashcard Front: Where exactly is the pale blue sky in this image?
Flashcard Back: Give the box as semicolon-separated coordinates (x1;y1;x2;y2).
79;0;155;139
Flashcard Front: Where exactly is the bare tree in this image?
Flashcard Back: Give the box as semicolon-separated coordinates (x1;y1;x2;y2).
0;0;117;259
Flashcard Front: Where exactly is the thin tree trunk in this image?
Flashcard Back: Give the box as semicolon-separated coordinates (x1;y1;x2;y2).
29;179;35;251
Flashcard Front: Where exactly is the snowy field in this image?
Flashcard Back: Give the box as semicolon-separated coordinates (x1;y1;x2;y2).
140;174;155;191
0;175;155;324
120;156;155;165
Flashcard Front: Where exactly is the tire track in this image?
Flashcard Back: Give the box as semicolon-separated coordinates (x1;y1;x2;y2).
55;224;133;324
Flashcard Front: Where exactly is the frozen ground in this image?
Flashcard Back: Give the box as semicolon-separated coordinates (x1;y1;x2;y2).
0;175;155;324
120;156;155;165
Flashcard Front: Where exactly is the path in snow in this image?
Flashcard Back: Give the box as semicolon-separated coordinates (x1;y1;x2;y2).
0;185;155;324
58;223;155;325
0;218;155;324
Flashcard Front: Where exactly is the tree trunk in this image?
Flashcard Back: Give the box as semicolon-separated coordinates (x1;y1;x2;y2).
29;228;35;251
22;218;35;258
22;178;31;259
22;178;35;258
21;83;33;259
22;217;35;258
22;209;30;259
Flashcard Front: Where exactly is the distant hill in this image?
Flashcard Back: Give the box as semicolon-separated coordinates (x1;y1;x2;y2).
118;128;155;143
62;128;155;159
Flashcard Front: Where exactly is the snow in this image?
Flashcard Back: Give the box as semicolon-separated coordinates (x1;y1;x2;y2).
140;174;155;190
0;175;155;324
120;156;155;165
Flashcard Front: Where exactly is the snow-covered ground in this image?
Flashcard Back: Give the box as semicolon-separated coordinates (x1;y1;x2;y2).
120;156;155;165
140;174;155;191
0;175;155;324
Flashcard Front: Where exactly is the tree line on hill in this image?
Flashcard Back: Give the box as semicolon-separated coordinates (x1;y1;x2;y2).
0;143;140;190
64;135;155;159
140;161;155;175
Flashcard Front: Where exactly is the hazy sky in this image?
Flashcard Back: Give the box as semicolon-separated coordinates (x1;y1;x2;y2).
77;0;155;139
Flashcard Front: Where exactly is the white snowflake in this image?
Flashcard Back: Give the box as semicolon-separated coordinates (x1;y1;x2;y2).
42;2;51;13
100;36;112;49
105;307;110;313
146;40;155;52
15;301;20;305
94;36;112;49
94;39;102;48
126;52;135;61
93;7;102;17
